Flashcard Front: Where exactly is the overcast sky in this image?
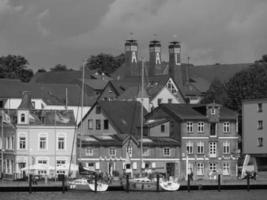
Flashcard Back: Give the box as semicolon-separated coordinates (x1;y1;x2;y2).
1;0;267;71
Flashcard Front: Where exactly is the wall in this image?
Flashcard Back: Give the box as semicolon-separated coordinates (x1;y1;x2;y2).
243;101;267;154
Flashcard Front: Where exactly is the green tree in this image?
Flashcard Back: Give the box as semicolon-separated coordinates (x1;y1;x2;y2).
0;55;33;82
225;61;267;113
201;79;228;105
86;53;125;74
37;68;47;73
50;64;73;72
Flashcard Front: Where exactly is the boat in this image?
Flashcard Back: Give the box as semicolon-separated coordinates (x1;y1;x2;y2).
88;181;109;192
159;177;180;191
68;178;90;190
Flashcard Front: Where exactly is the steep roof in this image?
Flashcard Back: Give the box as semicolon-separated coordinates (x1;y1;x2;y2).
9;109;76;126
157;103;237;120
0;79;95;106
98;100;147;136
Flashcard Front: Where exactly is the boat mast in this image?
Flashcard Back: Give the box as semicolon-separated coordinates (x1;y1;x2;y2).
1;111;4;179
79;60;85;159
140;59;144;175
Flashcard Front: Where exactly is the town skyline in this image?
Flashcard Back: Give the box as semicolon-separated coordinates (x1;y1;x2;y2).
1;0;267;71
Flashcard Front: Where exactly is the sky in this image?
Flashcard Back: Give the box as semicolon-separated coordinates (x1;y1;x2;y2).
1;0;267;71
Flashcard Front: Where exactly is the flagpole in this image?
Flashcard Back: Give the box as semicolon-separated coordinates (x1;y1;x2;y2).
1;111;4;180
54;110;57;182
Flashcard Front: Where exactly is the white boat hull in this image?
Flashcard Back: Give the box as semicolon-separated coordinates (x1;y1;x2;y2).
88;182;109;192
159;181;180;191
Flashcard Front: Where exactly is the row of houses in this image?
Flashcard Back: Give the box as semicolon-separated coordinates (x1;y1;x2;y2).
0;38;265;180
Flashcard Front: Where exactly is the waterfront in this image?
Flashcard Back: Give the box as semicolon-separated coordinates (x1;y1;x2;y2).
1;190;267;200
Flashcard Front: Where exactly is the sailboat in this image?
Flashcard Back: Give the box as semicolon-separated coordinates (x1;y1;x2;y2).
67;61;109;192
122;60;180;191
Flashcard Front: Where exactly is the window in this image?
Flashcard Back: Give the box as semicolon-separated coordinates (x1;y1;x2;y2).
0;100;3;108
38;160;47;165
19;136;26;149
198;122;204;133
187;122;193;133
166;80;177;94
210;123;216;136
163;147;171;156
143;148;150;156
209;142;217;157
95;105;101;114
88;119;93;129
56;160;66;166
197;142;204;154
197;163;204;175
258;137;263;147
39;137;47;150
161;124;165;133
168;99;172;104
109;148;116;156
85;148;94;156
126;146;132;157
258;103;263;112
31;101;35;108
96;120;101;130
58;137;65;150
223;162;230;175
223;122;230;133
258;120;263;130
209;163;216;172
223;141;230;154
211;108;216;115
157;98;162;105
186;142;194;154
104;119;109;130
21;113;25;123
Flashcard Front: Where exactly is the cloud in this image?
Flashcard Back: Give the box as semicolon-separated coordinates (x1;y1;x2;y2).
64;0;267;65
0;0;22;14
36;9;50;37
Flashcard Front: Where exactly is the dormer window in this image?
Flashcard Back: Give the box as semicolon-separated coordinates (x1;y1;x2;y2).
21;113;25;123
95;105;101;114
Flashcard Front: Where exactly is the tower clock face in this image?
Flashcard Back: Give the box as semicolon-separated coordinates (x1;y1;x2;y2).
130;46;138;51
174;48;180;53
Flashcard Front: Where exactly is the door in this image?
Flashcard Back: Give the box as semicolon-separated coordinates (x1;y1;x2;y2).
166;163;175;177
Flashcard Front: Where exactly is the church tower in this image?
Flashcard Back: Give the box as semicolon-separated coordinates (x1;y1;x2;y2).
168;41;181;80
125;39;139;76
149;40;162;76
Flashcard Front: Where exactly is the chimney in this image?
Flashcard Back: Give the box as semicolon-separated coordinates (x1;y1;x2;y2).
168;41;181;80
149;40;161;76
125;39;139;76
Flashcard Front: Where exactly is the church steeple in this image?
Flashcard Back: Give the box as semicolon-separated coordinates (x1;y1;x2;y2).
125;39;139;76
149;40;162;76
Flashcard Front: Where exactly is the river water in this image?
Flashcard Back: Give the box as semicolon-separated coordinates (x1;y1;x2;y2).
1;190;267;200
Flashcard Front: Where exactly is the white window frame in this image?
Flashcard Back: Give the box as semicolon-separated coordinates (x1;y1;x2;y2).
126;146;132;157
209;162;216;171
85;147;94;156
57;133;66;151
209;142;217;158
109;148;116;157
18;133;27;150
222;162;230;175
197;162;204;175
163;147;171;157
37;157;49;166
186;142;194;154
187;122;193;133
198;122;204;133
88;119;93;130
56;159;66;167
38;133;48;151
197;141;204;154
223;122;230;133
223;141;230;154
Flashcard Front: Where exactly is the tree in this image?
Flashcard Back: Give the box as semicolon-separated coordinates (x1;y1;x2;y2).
225;61;267;113
86;53;125;74
0;55;33;82
50;64;73;72
201;79;228;105
37;68;47;73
